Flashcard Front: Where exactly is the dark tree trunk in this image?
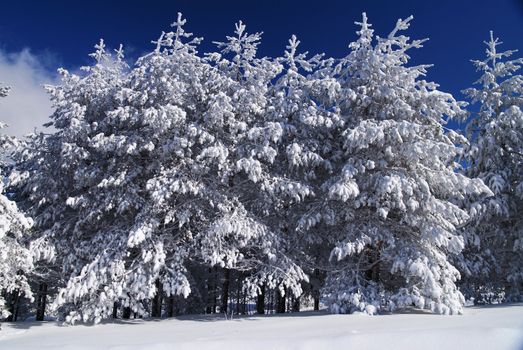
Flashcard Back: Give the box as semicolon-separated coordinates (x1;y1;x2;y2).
151;279;163;318
6;290;20;322
276;287;286;314
256;284;265;314
167;295;174;318
112;302;118;319
35;282;48;321
269;288;274;313
292;295;301;312
212;268;217;314
13;294;20;322
241;288;247;315
122;306;131;319
221;268;230;313
365;241;383;283
206;268;213;314
313;269;320;311
235;274;241;315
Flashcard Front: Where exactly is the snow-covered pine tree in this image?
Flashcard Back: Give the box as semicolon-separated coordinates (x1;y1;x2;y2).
12;14;308;323
10;39;145;324
9;12;504;321
460;32;523;302
0;84;35;320
266;34;339;306
293;14;491;315
196;20;308;304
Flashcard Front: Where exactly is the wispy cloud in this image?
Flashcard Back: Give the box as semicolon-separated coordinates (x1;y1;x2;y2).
0;48;57;137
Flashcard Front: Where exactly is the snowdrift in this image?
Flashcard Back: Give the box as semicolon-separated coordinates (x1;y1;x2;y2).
1;304;522;350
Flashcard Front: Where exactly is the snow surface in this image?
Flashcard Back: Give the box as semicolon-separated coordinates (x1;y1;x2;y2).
1;304;522;350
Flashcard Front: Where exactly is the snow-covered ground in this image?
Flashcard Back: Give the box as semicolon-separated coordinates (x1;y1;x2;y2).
1;304;522;350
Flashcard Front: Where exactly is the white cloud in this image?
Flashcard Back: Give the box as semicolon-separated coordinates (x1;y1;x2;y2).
0;48;57;137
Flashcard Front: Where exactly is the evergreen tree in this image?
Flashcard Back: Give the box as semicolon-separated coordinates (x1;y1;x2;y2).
460;32;523;302
286;14;491;315
205;21;308;303
8;13;509;323
0;84;36;319
13;14;307;323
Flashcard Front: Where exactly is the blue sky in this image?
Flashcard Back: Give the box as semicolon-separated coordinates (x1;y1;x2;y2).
0;0;522;135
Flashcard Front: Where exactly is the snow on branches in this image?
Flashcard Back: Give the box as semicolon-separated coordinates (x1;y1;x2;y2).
459;32;523;302
6;13;518;323
0;85;40;319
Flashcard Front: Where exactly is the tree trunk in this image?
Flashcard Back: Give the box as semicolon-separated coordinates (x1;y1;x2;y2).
270;288;274;313
366;241;383;283
292;295;301;312
276;287;286;314
13;293;20;322
221;268;230;313
112;302;118;319
212;268;218;313
35;282;48;321
256;284;265;314
151;279;163;318
6;290;20;322
241;288;247;315
235;277;241;315
314;295;320;311
167;295;174;318
206;268;213;314
313;269;320;311
122;306;131;319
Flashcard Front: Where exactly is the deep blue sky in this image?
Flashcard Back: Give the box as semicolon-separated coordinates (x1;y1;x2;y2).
0;0;522;101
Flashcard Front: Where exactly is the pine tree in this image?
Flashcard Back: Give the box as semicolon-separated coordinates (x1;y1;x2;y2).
284;14;491;315
460;32;523;302
265;33;337;308
13;14;307;324
198;20;308;304
9;12;507;322
0;84;35;319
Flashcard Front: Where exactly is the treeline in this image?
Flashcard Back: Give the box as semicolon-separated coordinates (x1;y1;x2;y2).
0;13;521;324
